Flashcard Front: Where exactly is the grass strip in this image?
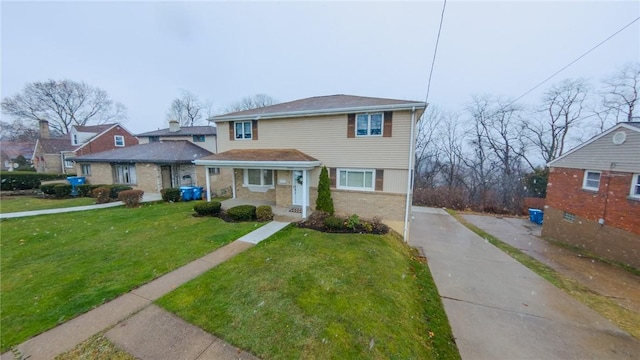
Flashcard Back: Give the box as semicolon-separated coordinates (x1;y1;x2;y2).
159;226;460;360
0;197;96;213
1;201;261;351
447;209;640;339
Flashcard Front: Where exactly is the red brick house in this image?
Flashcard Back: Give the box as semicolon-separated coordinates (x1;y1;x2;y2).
32;120;138;174
543;122;640;269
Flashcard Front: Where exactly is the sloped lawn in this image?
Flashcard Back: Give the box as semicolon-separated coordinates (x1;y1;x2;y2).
159;226;460;359
0;201;261;352
0;196;95;213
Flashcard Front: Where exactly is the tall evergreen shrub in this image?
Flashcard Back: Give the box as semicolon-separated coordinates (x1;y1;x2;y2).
315;166;334;215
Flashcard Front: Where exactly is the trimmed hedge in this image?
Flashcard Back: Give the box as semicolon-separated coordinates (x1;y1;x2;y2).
39;183;57;196
1;172;42;190
161;188;181;202
226;205;256;221
93;187;111;204
193;201;222;216
109;185;133;199
256;205;273;222
53;184;72;198
118;189;144;208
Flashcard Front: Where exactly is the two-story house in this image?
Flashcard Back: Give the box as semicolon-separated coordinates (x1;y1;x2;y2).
194;94;426;237
32;120;138;173
73;120;216;193
543;122;640;269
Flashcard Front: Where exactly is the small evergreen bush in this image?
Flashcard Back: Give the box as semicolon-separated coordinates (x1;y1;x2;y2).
118;189;144;208
323;215;344;230
161;188;181;202
315;166;334;215
256;205;274;222
39;183;57;195
77;184;98;197
226;205;257;221
53;184;72;198
193;201;222;216
93;186;111;204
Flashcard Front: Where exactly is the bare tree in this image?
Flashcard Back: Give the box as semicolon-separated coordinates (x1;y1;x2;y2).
601;62;640;123
166;90;204;126
1;79;127;135
226;94;277;112
0;120;41;141
523;78;590;164
414;106;443;188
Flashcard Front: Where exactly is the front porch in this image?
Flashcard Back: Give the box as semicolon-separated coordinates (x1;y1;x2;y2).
220;198;312;221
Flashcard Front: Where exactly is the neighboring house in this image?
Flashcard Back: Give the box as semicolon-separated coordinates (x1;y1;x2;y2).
0;141;35;171
137;120;217;153
32;120;139;174
195;94;426;237
73;141;213;193
543;122;640;269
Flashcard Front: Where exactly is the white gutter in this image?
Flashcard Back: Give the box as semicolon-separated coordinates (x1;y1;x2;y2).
193;159;321;171
209;103;427;122
403;106;419;242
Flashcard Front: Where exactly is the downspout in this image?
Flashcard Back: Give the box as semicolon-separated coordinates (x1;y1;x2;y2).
205;166;212;202
403;106;417;242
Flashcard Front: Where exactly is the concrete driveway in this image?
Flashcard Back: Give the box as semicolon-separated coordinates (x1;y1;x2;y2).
410;207;640;359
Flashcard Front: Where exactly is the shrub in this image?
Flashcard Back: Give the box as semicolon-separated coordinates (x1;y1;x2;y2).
109;185;133;199
256;205;274;222
346;214;360;230
315;166;334;215
39;183;57;195
323;215;344;230
226;205;256;221
77;184;98;197
0;171;42;190
193;201;222;216
161;188;181;202
53;184;72;198
118;189;144;208
93;186;111;204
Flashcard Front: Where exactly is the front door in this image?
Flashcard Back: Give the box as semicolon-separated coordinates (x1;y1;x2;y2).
292;170;303;206
161;166;172;189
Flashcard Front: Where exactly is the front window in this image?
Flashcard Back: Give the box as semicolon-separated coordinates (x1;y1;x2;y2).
114;135;125;147
81;164;91;176
338;169;375;191
631;174;640;199
582;170;600;191
114;164;136;184
208;167;220;175
244;169;273;186
235;121;252;140
64;159;74;168
193;135;205;142
356;113;383;136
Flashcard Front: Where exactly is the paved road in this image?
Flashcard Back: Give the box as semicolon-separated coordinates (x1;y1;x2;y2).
409;207;640;360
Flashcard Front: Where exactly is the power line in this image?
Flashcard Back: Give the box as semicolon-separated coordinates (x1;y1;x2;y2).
424;0;448;106
507;16;640;108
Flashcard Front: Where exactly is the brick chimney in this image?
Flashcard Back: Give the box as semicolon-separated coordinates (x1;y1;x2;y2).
169;119;180;133
39;120;50;139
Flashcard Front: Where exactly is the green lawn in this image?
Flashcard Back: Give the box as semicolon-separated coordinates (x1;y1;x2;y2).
0;196;96;213
158;226;460;360
0;201;262;351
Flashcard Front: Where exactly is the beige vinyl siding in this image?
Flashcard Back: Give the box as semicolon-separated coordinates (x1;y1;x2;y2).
383;169;410;193
551;129;640;173
218;110;415;170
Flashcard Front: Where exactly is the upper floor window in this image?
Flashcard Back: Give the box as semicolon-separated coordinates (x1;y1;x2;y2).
235;121;252;140
149;136;160;142
72;134;79;145
582;170;600;191
631;174;640;199
114;135;125;147
338;168;375;191
193;135;205;142
356;113;383;136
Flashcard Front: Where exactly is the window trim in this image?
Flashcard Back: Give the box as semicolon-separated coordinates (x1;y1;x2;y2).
114;135;125;147
337;168;376;191
243;169;274;188
582;170;601;191
234;121;252;140
630;174;640;199
80;164;91;176
355;113;384;137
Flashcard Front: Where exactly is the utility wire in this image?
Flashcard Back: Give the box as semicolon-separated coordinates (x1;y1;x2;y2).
424;0;448;106
507;16;640;107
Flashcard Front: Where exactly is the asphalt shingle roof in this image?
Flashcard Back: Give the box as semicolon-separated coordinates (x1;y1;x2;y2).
74;141;212;163
39;138;76;153
137;126;217;137
198;149;318;162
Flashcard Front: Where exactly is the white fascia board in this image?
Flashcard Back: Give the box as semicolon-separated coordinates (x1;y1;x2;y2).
208;103;427;123
193;159;322;170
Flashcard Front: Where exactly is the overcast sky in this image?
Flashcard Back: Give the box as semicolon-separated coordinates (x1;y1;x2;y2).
2;0;639;134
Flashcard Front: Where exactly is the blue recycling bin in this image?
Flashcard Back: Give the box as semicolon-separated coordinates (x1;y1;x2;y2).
67;176;86;196
180;186;194;201
528;208;543;225
192;186;204;200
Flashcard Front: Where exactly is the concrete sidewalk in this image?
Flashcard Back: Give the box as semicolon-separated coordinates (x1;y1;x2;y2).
410;207;640;359
1;220;290;360
0;193;163;219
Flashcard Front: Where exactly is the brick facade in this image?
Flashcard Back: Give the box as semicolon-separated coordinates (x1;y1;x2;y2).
543;166;640;268
74;126;139;156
